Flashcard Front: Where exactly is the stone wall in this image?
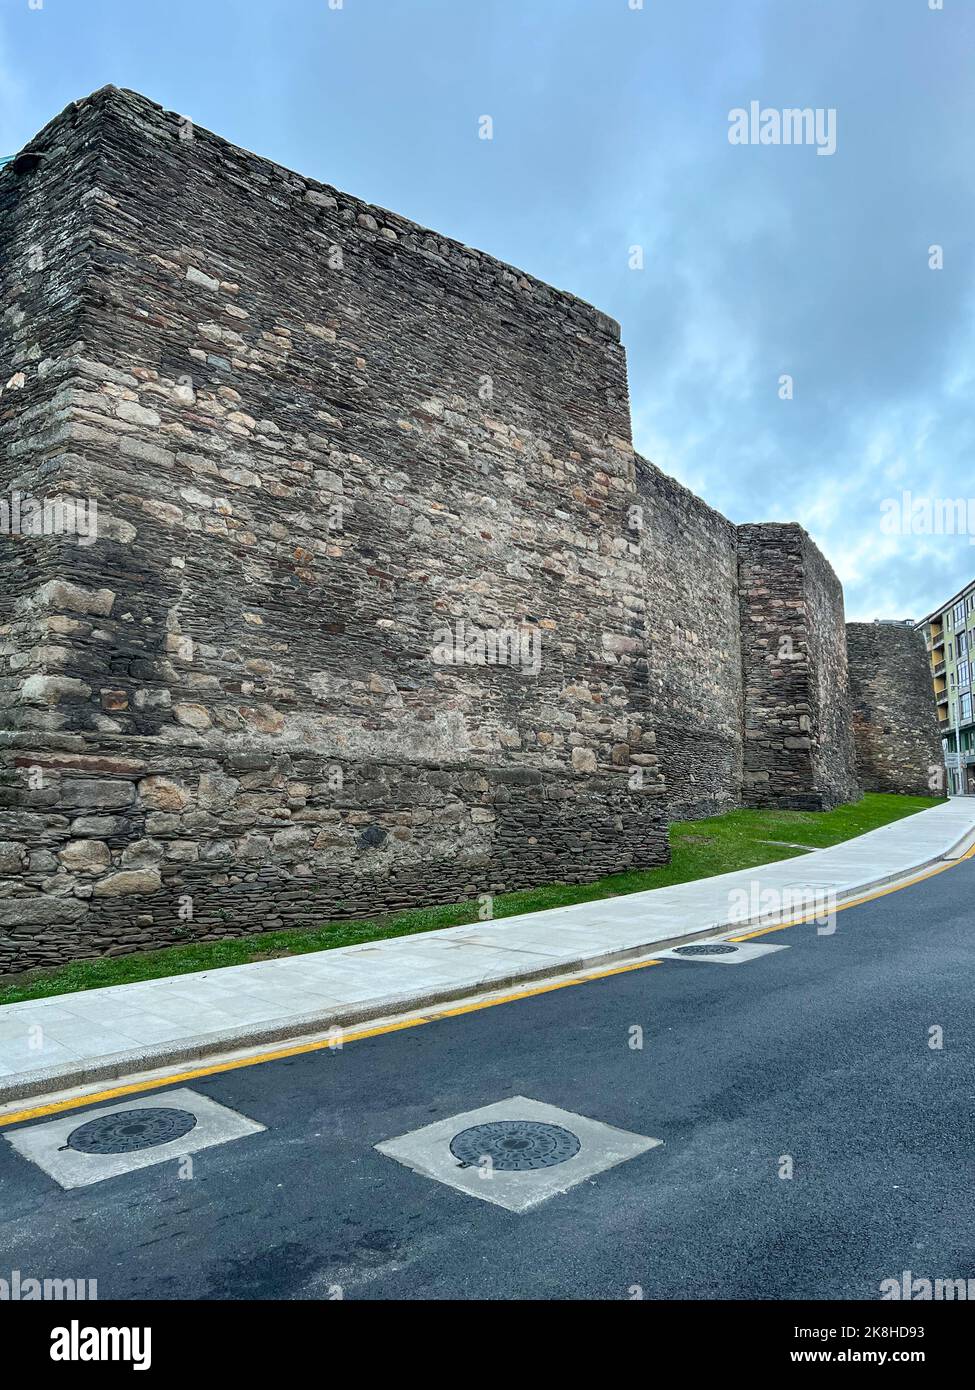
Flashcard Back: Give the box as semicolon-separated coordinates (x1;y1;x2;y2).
636;455;742;819
0;87;669;974
0;88;879;976
738;523;860;810
846;622;945;797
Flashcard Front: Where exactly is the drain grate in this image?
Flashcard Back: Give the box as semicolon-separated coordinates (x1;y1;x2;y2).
673;943;739;957
449;1120;581;1171
66;1107;198;1155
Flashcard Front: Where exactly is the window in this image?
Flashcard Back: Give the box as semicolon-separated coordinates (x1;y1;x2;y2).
963;692;973;723
959;660;970;689
960;631;969;657
955;601;966;625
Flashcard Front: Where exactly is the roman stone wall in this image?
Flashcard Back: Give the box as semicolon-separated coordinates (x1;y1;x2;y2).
846;622;945;797
636;454;743;818
738;523;860;810
0;88;883;976
0;88;668;974
803;534;861;804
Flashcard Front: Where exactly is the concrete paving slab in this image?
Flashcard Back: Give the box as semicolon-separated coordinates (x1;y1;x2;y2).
3;1087;265;1189
0;1041;76;1074
374;1095;662;1212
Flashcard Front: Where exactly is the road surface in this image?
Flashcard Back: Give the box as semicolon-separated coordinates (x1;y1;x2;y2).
1;855;973;1300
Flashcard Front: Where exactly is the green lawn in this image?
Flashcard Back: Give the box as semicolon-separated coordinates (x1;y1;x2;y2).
0;792;941;1007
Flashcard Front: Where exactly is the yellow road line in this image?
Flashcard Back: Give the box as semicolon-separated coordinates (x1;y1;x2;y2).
0;962;666;1127
0;1016;431;1126
3;836;973;1128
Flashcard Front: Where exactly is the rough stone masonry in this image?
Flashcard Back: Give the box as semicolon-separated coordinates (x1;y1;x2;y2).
0;89;936;974
846;622;945;798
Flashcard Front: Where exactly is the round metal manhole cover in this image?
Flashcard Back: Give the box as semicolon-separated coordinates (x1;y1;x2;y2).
66;1108;198;1155
673;943;739;957
449;1120;581;1171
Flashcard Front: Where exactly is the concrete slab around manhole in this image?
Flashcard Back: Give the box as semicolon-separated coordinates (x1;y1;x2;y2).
654;940;789;965
374;1095;661;1213
3;1087;265;1189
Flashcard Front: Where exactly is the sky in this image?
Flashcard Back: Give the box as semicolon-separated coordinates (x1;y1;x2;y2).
1;0;973;622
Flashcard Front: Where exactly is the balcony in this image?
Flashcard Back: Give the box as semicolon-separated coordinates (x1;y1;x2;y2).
932;661;946;676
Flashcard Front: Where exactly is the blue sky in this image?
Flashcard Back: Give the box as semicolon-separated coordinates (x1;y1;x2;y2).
2;0;973;622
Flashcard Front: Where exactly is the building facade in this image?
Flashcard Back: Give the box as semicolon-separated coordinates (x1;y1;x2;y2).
916;580;975;794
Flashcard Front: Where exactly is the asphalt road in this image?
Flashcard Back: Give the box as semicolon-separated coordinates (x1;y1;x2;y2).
1;855;974;1301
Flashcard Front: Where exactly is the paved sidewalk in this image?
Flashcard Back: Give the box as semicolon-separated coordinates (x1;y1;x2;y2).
1;799;974;1102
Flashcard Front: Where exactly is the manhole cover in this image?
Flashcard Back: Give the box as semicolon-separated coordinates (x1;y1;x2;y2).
66;1108;198;1155
449;1120;581;1171
673;943;739;956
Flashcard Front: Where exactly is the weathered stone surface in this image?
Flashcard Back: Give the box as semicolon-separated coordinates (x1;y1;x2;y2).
571;747;598;773
198;771;239;811
20;675;93;705
120;838;166;868
0;897;87;927
166;840;200;862
738;525;860;810
173;703;212;730
60;779;136;810
58;839;112;873
138;776;191;812
272;827;313;852
636;456;741;819
70;815;126;837
186;265;220;291
0;841;29;875
33;579;116;618
847;622;945;797
91;869;162;897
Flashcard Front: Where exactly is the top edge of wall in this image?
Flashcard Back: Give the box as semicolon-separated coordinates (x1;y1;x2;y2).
5;85;623;347
634;451;738;536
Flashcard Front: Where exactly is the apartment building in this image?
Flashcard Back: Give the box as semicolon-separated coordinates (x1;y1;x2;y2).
917;579;975;794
